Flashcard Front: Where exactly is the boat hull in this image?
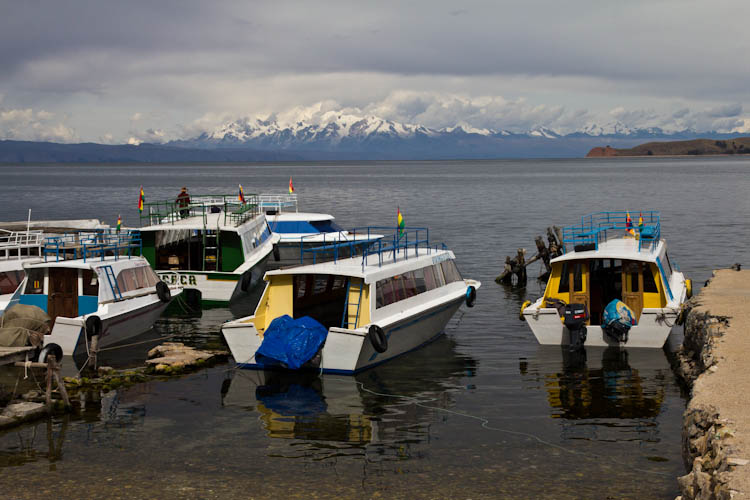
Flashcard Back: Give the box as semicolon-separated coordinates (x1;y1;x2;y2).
522;306;678;348
44;293;177;356
224;296;465;374
157;253;270;306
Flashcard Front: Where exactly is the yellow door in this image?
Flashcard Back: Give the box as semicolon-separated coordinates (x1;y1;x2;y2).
569;261;589;323
621;261;643;320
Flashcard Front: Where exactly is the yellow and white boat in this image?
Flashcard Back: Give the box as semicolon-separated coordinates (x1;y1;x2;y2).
521;211;691;348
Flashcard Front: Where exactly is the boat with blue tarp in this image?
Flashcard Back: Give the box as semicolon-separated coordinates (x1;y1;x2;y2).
222;226;480;374
520;211;691;348
15;229;181;356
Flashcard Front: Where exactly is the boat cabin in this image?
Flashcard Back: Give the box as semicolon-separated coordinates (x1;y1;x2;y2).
248;230;466;334
139;194;272;273
18;230;156;325
542;211;676;324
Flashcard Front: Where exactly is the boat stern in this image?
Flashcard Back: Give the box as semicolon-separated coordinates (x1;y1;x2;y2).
222;318;264;366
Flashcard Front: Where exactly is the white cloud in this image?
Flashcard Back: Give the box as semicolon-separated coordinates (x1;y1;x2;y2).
0;107;77;142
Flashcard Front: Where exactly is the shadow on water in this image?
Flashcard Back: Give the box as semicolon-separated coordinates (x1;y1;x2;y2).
519;345;674;445
221;335;477;458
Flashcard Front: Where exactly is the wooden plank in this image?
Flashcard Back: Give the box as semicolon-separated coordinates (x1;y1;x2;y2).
0;346;36;366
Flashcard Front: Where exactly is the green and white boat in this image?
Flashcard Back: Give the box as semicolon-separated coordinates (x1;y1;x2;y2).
139;193;279;308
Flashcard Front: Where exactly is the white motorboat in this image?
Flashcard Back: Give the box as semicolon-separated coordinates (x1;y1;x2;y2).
222;226;480;374
139;192;279;307
520;211;691;348
260;194;382;268
17;229;182;356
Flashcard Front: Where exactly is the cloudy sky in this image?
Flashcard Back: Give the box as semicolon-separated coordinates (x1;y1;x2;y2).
1;0;749;143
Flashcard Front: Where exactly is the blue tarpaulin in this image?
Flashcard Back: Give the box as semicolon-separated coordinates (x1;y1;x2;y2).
602;299;637;329
255;315;328;370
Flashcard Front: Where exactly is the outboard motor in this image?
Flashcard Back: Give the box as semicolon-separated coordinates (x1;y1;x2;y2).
563;303;589;352
602;299;637;344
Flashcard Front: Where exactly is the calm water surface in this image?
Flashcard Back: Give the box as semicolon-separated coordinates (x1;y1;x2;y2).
1;158;749;499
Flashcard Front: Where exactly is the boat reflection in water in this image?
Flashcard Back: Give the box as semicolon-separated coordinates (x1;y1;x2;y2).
221;335;477;455
519;345;671;441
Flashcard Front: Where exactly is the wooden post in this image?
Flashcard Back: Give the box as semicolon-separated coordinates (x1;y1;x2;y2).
88;335;99;376
51;358;71;409
45;358;53;410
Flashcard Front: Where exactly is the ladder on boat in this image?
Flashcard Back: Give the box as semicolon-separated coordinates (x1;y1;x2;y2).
203;230;219;271
341;278;364;329
102;265;123;301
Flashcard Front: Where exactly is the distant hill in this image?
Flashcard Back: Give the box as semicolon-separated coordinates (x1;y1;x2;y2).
587;137;750;157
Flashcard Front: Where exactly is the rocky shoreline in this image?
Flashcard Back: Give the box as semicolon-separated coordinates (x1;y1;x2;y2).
673;269;750;499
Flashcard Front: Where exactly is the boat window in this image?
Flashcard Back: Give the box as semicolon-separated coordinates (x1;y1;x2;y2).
665;253;673;273
403;272;419;298
433;264;446;288
82;270;99;296
441;260;463;284
381;279;396;306
115;266;160;294
630;271;639;292
310;220;344;233
376;281;385;308
423;266;438;290
294;275;308;298
412;268;427;294
24;269;44;294
313;275;330;294
557;262;569;294
0;270;24;295
573;262;583;292
392;275;407;301
643;265;658;293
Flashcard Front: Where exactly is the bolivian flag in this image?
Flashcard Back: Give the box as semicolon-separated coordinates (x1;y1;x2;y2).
116;215;122;233
638;212;644;230
238;184;246;204
626;212;635;235
138;186;144;213
397;207;405;236
289;177;294;194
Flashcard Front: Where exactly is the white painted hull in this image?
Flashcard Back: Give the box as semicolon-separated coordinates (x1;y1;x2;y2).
44;291;179;356
522;305;678;348
223;297;464;374
157;253;270;305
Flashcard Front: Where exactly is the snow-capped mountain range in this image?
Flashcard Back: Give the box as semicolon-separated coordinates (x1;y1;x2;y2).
169;113;746;159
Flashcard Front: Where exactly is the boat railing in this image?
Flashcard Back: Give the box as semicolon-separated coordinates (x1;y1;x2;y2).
299;226;448;270
0;229;45;260
43;229;143;263
258;193;298;214
139;193;260;227
562;211;661;253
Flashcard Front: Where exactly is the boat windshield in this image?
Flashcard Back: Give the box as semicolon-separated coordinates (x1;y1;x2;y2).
309;220;344;233
0;270;24;295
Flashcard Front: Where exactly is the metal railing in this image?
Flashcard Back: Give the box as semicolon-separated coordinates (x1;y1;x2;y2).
562;211;661;253
139;193;260;227
43;229;143;262
0;229;45;260
258;193;298;214
299;226;449;270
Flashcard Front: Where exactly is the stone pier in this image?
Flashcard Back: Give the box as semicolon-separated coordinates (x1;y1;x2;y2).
675;269;750;499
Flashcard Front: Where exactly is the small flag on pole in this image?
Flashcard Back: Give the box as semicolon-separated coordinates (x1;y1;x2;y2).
638;212;644;230
626;211;635;235
138;186;144;213
397;207;405;236
116;215;122;233
238;184;246;204
289;177;294;194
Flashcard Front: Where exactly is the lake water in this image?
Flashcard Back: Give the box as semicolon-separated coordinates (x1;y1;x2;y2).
1;158;749;498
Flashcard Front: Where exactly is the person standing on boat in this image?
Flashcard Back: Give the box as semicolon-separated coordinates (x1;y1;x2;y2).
176;187;191;218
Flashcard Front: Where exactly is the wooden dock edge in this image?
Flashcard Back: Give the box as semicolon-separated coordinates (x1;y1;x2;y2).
673;269;750;499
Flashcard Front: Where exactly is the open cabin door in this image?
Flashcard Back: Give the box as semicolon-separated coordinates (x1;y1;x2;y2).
568;261;590;323
48;268;78;324
621;262;644;321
